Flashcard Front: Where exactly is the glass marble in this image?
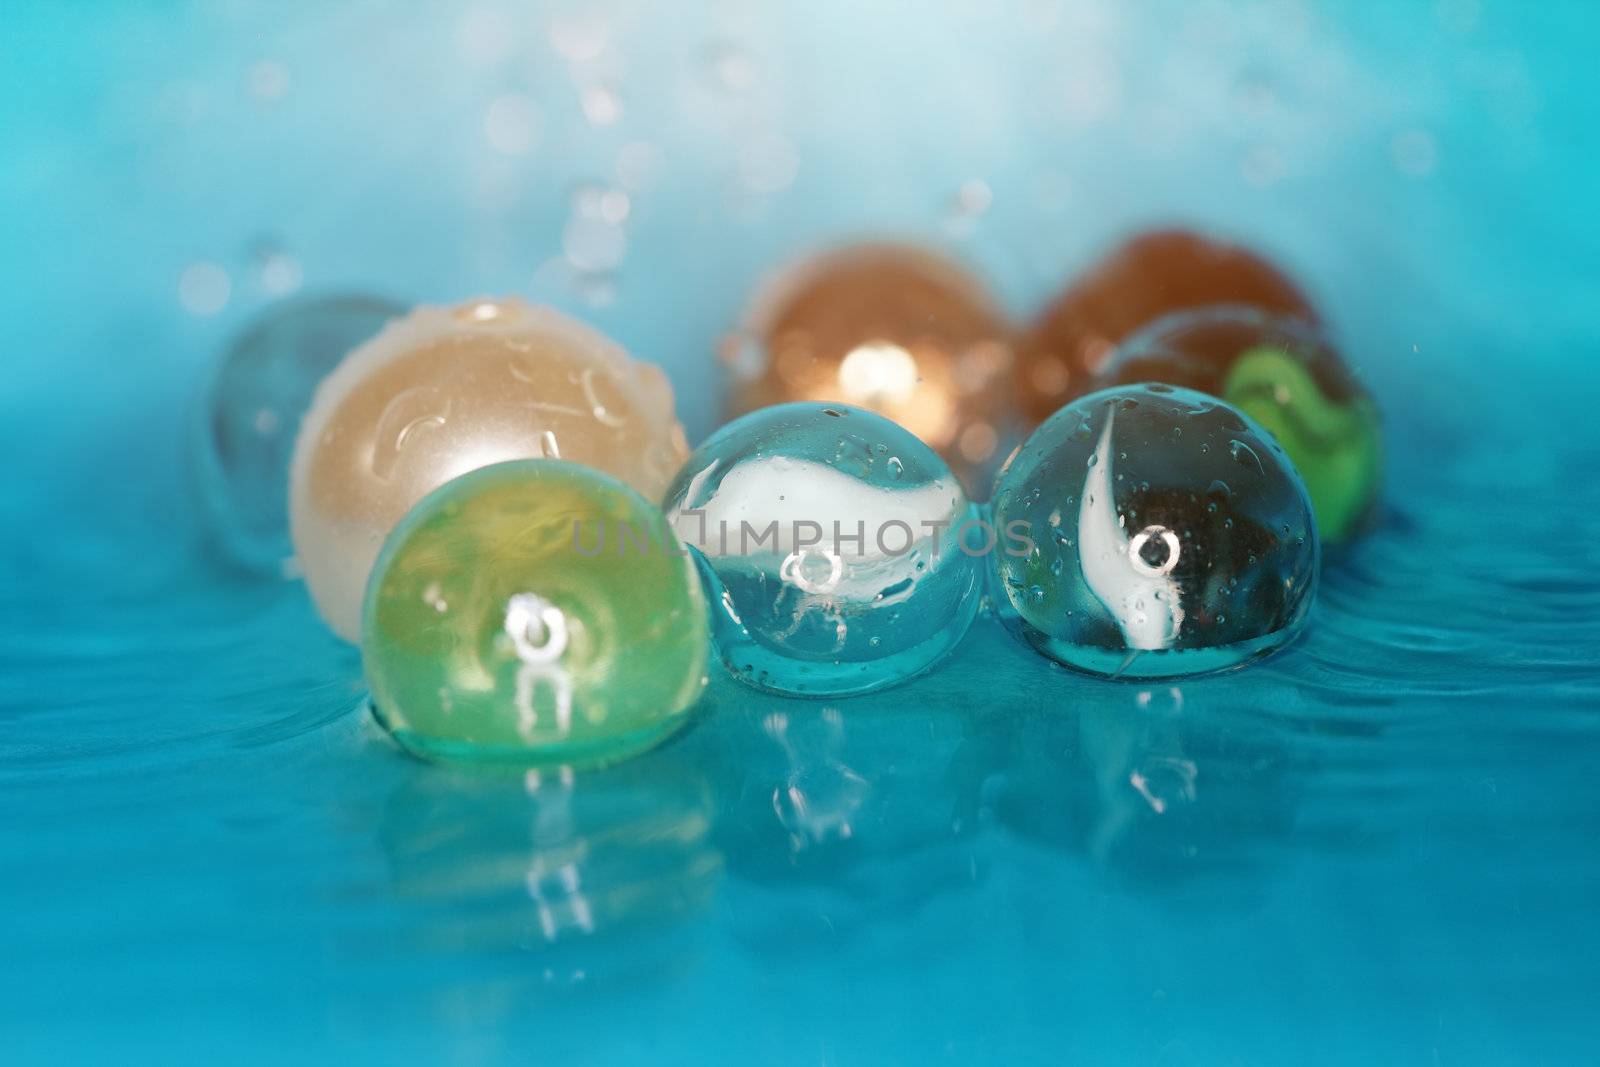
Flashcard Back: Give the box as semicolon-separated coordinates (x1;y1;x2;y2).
722;242;1016;495
363;459;709;767
990;384;1318;678
663;402;983;696
193;293;402;572
1019;228;1317;423
1096;306;1382;543
290;296;690;641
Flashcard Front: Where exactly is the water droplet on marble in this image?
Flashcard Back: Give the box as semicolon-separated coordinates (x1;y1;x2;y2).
371;388;448;479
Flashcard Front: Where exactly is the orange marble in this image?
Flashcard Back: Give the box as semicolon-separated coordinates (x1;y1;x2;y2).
723;242;1015;493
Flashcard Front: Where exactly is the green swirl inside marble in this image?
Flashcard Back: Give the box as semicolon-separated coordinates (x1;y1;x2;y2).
1223;345;1382;543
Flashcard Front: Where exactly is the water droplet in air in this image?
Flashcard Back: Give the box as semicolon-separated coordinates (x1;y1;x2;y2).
563;215;626;273
484;94;540;155
581;82;624;126
702;42;758;93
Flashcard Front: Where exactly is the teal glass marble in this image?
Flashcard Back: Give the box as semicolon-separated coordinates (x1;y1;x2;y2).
663;402;983;696
990;384;1318;678
193;292;401;573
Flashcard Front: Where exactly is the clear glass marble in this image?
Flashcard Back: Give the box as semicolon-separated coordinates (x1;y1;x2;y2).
193;293;401;572
290;297;689;641
663;402;983;696
363;460;709;767
990;384;1319;678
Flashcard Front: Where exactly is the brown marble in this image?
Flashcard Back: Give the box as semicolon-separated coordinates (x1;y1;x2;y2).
1019;228;1317;423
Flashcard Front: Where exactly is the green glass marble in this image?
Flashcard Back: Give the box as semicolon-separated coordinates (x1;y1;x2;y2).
362;459;710;767
1222;345;1382;545
1094;306;1382;543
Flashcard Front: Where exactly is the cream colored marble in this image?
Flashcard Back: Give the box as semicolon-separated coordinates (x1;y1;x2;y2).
289;297;689;641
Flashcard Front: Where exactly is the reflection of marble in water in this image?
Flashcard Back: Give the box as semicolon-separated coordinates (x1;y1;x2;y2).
993;682;1298;901
375;739;722;992
711;675;992;955
766;708;871;850
1080;687;1194;864
519;766;594;941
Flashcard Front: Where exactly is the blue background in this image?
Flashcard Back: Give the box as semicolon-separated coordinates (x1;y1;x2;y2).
4;1;1599;1062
